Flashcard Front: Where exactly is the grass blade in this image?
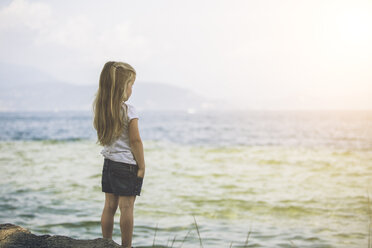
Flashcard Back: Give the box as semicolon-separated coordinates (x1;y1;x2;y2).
152;223;158;247
170;235;177;248
180;229;191;248
193;215;204;248
244;228;251;248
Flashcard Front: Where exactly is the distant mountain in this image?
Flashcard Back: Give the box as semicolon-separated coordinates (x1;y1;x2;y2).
129;82;224;112
0;63;227;112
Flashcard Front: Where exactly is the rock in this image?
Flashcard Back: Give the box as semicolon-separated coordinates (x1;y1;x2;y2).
0;223;122;248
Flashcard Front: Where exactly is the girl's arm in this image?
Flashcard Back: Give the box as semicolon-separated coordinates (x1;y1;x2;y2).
129;118;145;178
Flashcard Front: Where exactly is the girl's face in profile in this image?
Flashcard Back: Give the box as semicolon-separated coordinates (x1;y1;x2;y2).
126;81;134;99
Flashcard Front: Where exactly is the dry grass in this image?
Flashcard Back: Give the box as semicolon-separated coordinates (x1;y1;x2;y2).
148;201;372;248
150;217;255;248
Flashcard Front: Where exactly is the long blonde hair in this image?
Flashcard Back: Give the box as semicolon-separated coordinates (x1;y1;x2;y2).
93;61;136;146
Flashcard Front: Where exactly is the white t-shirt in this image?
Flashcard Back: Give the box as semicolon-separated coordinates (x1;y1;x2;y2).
100;102;139;164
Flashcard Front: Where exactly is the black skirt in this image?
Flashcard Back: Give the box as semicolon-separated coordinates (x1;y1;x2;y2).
101;158;143;196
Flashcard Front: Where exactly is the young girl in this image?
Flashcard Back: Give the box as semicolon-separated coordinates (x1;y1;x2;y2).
93;61;145;248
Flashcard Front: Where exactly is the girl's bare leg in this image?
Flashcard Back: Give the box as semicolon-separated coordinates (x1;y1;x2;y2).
101;193;119;239
119;195;136;247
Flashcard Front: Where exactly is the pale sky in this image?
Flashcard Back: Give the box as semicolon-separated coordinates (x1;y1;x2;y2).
0;0;371;109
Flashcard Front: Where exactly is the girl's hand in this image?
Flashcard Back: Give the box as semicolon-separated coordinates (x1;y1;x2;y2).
137;168;145;178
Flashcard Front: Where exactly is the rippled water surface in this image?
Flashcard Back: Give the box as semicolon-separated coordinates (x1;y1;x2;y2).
0;110;371;247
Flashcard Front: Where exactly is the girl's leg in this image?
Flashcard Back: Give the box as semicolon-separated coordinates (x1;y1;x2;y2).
101;193;119;239
118;195;136;247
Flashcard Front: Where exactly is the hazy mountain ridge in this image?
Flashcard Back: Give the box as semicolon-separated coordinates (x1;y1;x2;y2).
0;63;224;112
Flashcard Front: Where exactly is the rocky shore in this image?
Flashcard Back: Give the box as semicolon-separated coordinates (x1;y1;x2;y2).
0;223;122;248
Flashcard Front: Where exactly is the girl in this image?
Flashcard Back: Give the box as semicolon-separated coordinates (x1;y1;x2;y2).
93;61;145;248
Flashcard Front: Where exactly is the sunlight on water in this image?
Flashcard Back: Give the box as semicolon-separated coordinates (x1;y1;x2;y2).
0;139;371;247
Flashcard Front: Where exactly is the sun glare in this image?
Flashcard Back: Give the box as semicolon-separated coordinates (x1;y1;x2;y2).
322;2;372;47
339;8;372;45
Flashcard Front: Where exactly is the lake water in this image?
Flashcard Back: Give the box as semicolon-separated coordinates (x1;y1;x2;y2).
0;110;371;247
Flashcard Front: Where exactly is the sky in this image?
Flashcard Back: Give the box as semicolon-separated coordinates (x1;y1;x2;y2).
0;0;371;110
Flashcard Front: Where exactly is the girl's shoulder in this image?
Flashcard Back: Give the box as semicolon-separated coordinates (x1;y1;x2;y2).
121;102;137;111
122;102;139;120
